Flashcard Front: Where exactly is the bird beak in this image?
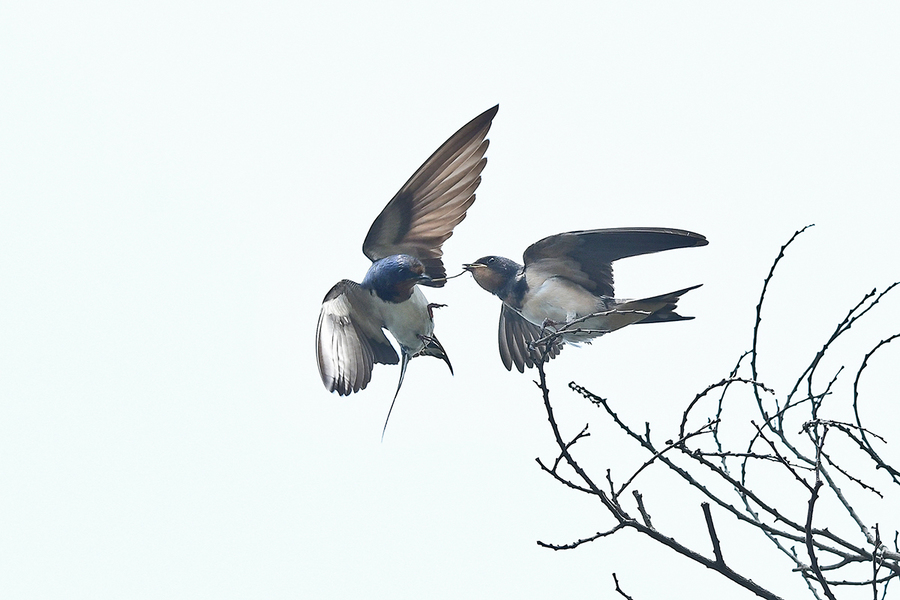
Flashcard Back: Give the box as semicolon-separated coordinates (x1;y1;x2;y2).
416;273;439;287
462;263;485;272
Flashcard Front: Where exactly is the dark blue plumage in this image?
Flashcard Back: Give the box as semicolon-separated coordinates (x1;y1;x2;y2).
464;228;708;372
361;255;432;303
316;105;498;437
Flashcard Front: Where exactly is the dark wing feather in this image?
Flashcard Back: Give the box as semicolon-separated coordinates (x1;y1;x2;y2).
316;280;399;395
498;304;563;372
522;228;708;297
363;105;499;283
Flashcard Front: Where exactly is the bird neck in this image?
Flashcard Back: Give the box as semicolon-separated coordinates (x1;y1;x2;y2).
498;273;528;310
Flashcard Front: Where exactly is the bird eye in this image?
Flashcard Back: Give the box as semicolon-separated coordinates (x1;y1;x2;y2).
487;257;495;264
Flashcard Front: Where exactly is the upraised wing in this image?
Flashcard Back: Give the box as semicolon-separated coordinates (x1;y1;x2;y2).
316;280;400;395
522;228;708;298
363;105;499;283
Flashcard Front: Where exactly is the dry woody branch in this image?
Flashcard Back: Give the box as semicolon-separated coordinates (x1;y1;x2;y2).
528;227;899;600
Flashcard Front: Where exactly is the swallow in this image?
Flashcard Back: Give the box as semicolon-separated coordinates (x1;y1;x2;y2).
464;228;708;372
316;105;498;436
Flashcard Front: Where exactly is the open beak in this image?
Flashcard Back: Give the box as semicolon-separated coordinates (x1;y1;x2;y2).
462;262;485;272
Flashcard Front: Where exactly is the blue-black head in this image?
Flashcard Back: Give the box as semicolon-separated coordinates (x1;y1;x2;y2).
362;254;433;303
463;255;521;297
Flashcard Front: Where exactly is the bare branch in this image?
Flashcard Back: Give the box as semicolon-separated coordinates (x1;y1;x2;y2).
820;447;883;498
752;420;813;492
552;424;590;472
633;490;653;529
535;457;593;495
615;420;718;499
536;367;627;520
853;332;900;486
680;377;775;438
537;523;628;550
527;229;900;599
613;573;635;600
806;479;836;600
702;503;725;565
750;224;814;428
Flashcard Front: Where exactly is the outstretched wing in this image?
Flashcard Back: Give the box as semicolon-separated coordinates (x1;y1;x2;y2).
498;304;563;372
362;105;499;283
522;228;708;298
316;280;399;395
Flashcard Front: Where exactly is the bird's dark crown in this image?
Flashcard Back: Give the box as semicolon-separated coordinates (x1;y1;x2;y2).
464;255;521;296
361;254;430;303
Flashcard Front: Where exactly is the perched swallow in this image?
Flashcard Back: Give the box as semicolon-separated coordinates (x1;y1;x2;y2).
316;105;498;435
464;228;708;371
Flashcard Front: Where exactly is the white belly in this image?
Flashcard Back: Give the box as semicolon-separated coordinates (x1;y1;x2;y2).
380;286;433;353
520;277;603;325
519;277;624;342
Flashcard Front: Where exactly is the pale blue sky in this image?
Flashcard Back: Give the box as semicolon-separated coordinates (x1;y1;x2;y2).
2;2;899;598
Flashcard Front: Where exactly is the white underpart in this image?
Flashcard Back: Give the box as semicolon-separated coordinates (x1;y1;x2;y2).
519;274;659;343
377;286;433;354
520;276;603;325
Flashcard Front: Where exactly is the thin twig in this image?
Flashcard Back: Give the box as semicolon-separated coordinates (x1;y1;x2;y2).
537;523;628;550
853;332;900;485
751;225;814;430
613;573;635;600
633;490;653;529
805;430;837;600
680;377;774;438
702;503;725;565
615;420;718;499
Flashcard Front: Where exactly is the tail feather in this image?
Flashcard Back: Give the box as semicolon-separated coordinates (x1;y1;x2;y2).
628;283;702;325
416;334;453;375
382;351;411;442
381;335;453;442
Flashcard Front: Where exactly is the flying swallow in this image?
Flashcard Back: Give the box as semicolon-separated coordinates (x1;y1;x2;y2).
463;228;708;372
316;105;498;435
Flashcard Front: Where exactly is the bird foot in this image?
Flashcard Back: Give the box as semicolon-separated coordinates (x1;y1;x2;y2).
540;318;561;333
427;303;447;318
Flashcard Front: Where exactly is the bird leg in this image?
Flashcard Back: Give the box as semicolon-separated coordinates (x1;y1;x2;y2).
540;318;562;334
427;302;447;318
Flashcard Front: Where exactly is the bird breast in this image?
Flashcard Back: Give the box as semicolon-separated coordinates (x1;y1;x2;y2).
377;286;434;353
520;276;605;325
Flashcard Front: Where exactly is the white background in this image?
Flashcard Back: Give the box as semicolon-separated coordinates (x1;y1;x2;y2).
2;2;899;598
